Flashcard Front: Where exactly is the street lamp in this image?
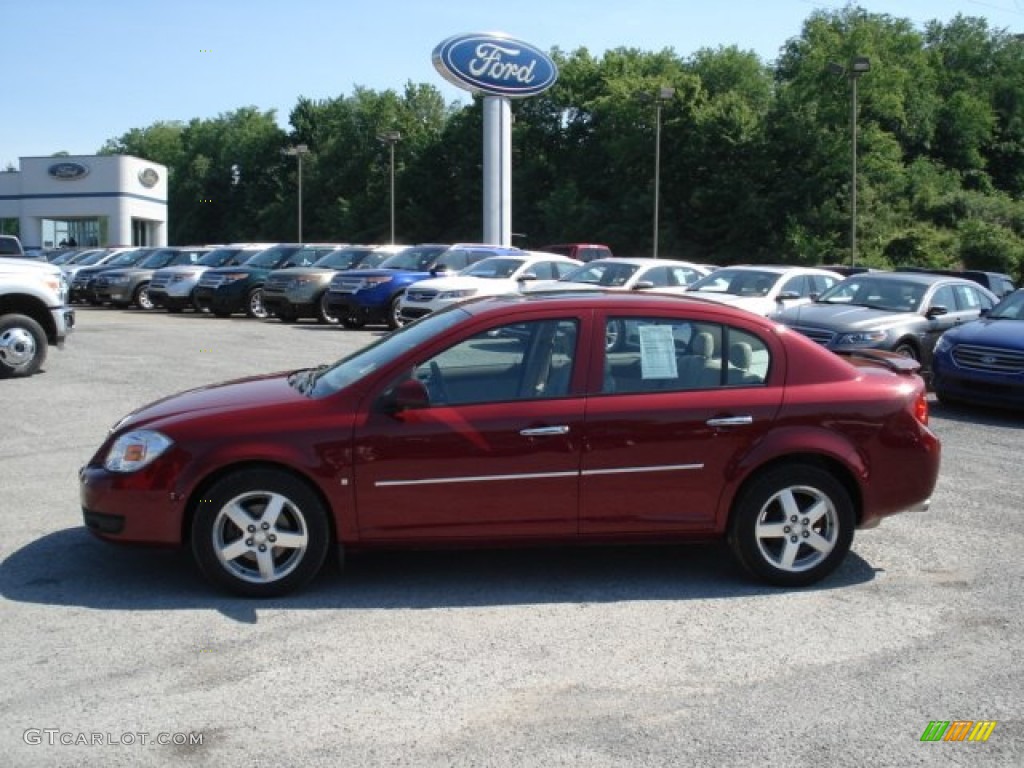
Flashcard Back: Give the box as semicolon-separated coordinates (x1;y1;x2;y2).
282;143;310;243
648;86;675;258
377;130;401;244
829;56;870;268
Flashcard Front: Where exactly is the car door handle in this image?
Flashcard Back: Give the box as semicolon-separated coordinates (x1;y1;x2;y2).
520;426;570;436
706;416;753;427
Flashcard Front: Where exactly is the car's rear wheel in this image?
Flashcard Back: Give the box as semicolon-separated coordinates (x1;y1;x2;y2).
246;287;268;319
133;282;154;310
191;468;331;597
316;292;338;325
0;314;47;379
386;293;405;330
728;464;854;587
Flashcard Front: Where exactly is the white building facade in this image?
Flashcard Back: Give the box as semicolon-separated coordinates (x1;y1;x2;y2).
0;154;167;248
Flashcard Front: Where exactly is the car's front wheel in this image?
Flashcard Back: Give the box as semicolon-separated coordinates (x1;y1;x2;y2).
386;293;406;330
728;464;854;587
246;287;268;319
0;314;48;378
316;292;338;325
191;468;331;597
134;282;154;310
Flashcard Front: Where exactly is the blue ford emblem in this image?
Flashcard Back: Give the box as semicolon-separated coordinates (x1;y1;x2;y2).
48;161;90;180
433;33;558;98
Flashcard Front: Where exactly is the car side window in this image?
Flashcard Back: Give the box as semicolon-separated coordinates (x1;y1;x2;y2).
412;319;579;405
644;267;671;286
780;275;807;296
603;318;770;394
930;285;957;312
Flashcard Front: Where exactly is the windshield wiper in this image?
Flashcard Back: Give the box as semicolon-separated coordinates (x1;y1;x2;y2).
288;364;328;396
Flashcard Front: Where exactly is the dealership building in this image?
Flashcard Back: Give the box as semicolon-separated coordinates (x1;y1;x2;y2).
0;154;168;249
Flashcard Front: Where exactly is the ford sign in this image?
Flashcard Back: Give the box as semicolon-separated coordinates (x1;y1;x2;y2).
48;161;90;181
138;168;160;188
433;33;558;98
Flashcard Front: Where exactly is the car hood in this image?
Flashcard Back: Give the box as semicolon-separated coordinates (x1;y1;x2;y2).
414;275;515;292
271;267;335;278
155;265;209;275
99;268;155;279
339;268;429;279
942;317;1024;350
204;266;268;277
112;371;311;433
688;292;774;314
778;302;919;332
0;257;61;277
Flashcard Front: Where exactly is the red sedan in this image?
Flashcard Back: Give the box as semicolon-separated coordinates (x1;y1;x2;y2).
80;292;940;596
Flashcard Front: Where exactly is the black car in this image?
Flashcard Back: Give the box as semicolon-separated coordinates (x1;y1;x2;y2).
895;267;1016;298
777;272;998;369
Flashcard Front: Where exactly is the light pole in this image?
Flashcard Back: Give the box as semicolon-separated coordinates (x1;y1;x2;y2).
651;86;674;259
829;57;870;268
282;143;310;243
377;130;401;244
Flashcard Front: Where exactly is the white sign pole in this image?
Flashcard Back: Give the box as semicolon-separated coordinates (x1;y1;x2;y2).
482;95;512;246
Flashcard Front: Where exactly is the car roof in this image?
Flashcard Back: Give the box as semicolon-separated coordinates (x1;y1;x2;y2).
582;257;706;268
852;271;977;286
457;287;783;323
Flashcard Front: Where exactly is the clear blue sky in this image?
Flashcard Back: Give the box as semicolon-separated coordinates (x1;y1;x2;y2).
3;0;1022;167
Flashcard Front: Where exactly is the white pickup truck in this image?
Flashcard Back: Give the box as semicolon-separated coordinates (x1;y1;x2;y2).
0;241;75;377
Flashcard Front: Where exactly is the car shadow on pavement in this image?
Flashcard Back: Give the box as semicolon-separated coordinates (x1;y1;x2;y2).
929;400;1024;428
1;527;878;621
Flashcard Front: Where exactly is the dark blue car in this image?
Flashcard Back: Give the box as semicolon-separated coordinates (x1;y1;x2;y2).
324;243;522;329
932;289;1024;410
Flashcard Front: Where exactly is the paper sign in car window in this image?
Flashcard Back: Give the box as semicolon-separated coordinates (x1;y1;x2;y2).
638;324;678;379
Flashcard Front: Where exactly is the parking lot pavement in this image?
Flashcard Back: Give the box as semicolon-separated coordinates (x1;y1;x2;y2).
1;308;1021;767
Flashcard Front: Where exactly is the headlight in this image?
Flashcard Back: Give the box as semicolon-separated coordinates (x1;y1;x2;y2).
292;277;318;286
170;274;190;283
438;289;477;300
104;430;174;473
109;275;132;285
934;335;953;354
219;273;250;282
362;276;393;287
836;330;888;345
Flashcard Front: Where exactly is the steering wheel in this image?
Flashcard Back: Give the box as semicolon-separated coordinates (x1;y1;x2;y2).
427;361;450;404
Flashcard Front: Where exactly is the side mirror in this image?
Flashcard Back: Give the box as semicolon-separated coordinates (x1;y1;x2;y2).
382;378;430;414
632;280;655;290
926;305;949;319
776;291;802;302
516;273;537;282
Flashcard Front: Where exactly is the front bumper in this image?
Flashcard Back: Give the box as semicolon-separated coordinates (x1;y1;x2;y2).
79;464;183;546
193;284;247;314
324;293;388;323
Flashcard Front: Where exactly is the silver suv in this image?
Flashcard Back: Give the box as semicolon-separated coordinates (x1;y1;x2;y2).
149;244;272;312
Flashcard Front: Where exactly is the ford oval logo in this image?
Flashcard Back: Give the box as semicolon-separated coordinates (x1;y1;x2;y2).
138;168;160;188
48;161;90;180
433;33;558;98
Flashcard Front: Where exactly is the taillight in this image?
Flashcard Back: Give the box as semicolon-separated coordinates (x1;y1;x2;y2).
913;391;929;425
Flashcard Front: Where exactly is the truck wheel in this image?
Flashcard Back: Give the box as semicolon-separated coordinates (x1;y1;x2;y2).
386;293;406;330
0;314;48;378
133;282;154;310
316;292;338;325
246;287;268;319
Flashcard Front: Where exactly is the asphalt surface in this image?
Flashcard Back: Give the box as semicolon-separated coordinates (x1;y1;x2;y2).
1;307;1021;767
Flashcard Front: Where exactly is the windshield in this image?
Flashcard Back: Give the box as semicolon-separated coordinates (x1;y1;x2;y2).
462;257;526;279
313;248;374;270
247;246;299;269
377;245;448;271
138;249;178;269
106;249;146;267
306;307;469;397
560;261;639;287
75;250;111;266
989;291;1024;320
688;269;779;297
198;247;244;267
817;278;926;312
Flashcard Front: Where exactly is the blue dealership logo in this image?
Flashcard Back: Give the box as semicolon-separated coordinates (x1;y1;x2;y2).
433;33;558;98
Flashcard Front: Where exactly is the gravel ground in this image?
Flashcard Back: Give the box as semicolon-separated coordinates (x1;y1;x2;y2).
1;307;1020;767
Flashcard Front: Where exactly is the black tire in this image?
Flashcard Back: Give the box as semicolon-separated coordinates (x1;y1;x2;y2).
315;291;338;325
245;287;268;319
191;468;331;597
728;464;855;587
0;314;48;379
386;293;405;330
134;282;154;310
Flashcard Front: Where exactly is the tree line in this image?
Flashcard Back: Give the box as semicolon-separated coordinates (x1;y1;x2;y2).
99;6;1024;280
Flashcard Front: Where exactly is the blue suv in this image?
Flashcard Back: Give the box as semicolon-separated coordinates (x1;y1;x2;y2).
324;243;522;329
